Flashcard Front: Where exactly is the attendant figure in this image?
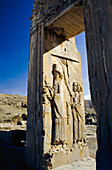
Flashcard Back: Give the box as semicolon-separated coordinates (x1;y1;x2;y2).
72;82;83;143
77;83;82;105
42;85;52;152
72;82;79;143
52;64;66;145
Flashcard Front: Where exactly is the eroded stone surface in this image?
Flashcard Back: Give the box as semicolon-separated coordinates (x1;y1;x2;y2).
27;32;88;168
43;37;86;149
41;37;89;169
27;0;89;169
83;0;112;169
86;125;97;159
53;157;96;170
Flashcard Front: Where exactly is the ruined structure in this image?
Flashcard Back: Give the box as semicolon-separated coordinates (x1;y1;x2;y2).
27;0;112;169
42;37;88;169
27;34;88;169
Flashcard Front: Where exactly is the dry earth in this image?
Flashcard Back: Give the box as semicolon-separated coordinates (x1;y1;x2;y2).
0;93;27;130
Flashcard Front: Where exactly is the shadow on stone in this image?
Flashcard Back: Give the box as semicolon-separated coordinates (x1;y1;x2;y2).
0;130;35;169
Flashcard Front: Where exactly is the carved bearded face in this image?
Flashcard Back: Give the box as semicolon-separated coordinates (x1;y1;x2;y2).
54;71;60;81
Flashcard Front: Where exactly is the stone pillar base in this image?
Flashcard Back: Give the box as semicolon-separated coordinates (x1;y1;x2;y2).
42;143;89;169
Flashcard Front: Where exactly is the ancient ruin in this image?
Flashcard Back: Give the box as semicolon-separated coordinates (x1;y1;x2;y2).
27;0;112;169
27;33;88;168
41;37;88;168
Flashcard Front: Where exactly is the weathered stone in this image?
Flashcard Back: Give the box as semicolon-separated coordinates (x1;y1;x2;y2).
27;0;88;169
27;20;88;168
53;157;96;170
27;0;112;169
83;0;112;169
42;37;87;167
86;125;97;159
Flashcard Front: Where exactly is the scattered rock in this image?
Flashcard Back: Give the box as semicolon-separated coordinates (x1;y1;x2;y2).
21;102;27;108
22;113;27;120
0;93;27;123
17;121;22;125
84;100;97;125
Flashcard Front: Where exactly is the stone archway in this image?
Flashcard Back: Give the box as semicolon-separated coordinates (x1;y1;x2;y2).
27;0;112;169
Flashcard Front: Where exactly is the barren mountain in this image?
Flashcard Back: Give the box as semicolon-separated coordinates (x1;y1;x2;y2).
0;93;27;130
0;94;97;125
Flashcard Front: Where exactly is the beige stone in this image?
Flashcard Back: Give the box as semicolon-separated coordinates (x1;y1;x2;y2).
43;37;86;152
26;0;112;169
27;0;112;169
27;32;88;168
26;0;87;168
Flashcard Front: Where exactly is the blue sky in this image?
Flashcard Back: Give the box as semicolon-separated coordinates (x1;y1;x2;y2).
75;32;90;99
0;0;90;99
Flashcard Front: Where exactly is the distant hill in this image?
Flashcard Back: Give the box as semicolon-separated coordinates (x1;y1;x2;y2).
0;93;27;123
0;93;97;125
84;100;97;125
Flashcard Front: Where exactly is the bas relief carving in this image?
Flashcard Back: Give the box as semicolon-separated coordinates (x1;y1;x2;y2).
72;82;83;143
52;64;66;145
42;38;86;153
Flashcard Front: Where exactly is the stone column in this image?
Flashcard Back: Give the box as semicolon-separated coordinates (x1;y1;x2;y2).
83;1;112;169
26;22;44;169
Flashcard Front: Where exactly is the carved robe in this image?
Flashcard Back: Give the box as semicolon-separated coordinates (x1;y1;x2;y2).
52;64;66;145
